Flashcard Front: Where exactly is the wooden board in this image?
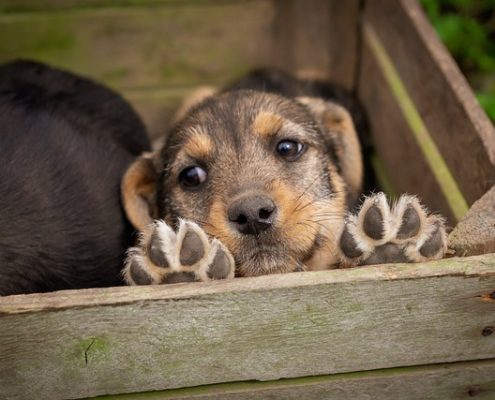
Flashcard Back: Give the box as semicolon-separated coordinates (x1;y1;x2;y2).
95;360;495;399
1;254;494;399
0;1;275;138
363;0;495;208
0;0;221;13
0;1;275;90
272;0;360;90
357;32;456;223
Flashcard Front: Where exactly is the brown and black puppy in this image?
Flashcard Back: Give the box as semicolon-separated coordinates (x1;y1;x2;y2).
122;70;447;285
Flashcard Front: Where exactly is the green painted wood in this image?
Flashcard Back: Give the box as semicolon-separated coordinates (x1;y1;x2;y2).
357;32;456;223
1;255;494;399
364;22;468;221
363;0;495;206
0;1;275;90
94;360;495;399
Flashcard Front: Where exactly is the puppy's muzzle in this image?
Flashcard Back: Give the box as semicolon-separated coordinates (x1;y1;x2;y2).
228;194;277;235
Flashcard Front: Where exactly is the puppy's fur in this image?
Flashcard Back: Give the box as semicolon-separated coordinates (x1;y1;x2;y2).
123;70;366;276
0;60;150;295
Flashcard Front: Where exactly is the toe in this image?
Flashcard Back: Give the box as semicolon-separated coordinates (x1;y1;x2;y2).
339;224;363;259
419;221;445;258
147;231;170;268
358;193;390;242
126;255;154;285
396;205;421;240
363;205;385;240
207;240;235;280
177;220;209;267
180;229;205;266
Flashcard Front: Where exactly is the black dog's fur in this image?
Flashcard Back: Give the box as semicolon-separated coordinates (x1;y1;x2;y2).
0;61;150;295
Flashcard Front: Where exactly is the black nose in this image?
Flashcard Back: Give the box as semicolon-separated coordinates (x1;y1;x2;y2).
228;195;277;235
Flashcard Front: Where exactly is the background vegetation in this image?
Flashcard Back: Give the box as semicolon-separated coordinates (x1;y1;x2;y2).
421;0;495;122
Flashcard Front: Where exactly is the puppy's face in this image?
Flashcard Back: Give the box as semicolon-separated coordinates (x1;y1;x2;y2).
152;90;354;276
157;91;354;276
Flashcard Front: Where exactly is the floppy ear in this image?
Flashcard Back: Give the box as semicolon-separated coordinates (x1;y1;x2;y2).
297;97;363;202
121;153;158;231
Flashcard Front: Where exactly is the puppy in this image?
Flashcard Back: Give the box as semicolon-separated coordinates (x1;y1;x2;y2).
0;60;150;295
122;70;448;285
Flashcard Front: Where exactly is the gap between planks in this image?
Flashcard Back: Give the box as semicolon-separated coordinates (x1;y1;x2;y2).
89;358;495;399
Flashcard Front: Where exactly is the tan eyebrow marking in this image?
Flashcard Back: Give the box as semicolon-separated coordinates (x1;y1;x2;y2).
252;112;284;138
183;127;214;159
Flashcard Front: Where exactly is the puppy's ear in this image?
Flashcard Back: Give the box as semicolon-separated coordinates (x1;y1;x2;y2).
297;97;363;202
121;153;158;231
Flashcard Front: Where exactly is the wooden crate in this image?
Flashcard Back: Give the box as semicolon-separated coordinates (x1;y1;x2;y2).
0;1;494;399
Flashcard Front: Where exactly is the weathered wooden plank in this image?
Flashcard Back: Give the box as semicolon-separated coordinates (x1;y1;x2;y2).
272;0;360;90
363;0;495;206
1;255;494;399
357;34;456;223
97;360;495;400
0;0;239;13
122;87;192;141
0;1;275;90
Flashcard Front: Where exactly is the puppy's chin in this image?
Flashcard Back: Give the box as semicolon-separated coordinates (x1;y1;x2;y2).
233;241;311;277
236;251;298;276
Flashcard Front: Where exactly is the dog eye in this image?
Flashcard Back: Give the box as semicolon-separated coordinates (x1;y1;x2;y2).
276;140;305;161
179;166;207;188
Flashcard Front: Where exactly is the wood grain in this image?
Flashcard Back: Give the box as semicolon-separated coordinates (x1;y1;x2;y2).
357;35;455;223
272;0;360;90
0;0;221;13
0;1;275;90
1;255;494;399
363;0;495;205
97;360;495;400
0;1;275;138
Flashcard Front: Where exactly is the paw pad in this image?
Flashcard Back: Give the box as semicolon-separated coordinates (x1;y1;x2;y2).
362;204;385;240
123;219;235;285
340;193;447;266
207;240;235;280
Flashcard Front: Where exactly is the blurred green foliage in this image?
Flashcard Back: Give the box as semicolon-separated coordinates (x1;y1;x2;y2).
421;0;495;122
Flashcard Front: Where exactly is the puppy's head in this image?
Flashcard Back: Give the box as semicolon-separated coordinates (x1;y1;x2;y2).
123;89;362;276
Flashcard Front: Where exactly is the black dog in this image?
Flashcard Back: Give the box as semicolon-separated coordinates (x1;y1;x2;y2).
0;60;150;295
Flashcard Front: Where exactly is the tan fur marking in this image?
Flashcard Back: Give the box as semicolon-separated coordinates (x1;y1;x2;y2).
252;112;283;138
305;165;347;270
270;179;317;254
321;105;362;200
121;155;158;231
183;128;214;160
204;198;240;255
297;96;363;202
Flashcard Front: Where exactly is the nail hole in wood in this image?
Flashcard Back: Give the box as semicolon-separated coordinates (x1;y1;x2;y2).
467;386;482;397
481;326;493;337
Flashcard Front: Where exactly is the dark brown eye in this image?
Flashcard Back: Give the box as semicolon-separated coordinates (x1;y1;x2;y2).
179;166;207;188
276;140;305;161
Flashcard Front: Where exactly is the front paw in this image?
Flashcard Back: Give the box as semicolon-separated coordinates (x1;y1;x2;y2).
339;193;447;266
123;219;235;285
